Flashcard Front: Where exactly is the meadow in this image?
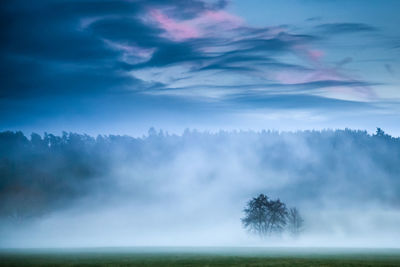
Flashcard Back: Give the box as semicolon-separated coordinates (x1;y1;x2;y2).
1;247;400;266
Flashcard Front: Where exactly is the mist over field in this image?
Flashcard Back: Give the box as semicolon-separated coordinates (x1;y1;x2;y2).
1;129;399;248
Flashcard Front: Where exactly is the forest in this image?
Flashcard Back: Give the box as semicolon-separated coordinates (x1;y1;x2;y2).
1;128;399;226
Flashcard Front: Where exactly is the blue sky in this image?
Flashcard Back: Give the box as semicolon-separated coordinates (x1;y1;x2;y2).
1;0;399;135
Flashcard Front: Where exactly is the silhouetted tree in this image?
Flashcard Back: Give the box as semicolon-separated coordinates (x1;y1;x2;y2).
268;199;288;234
287;207;304;237
375;127;385;137
241;194;271;236
242;194;288;237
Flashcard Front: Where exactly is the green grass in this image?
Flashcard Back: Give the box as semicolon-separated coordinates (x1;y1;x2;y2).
1;247;400;266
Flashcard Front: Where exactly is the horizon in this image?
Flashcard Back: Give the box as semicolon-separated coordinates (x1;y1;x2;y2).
3;127;399;139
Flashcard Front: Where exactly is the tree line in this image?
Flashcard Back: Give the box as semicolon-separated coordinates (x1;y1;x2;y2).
0;128;399;222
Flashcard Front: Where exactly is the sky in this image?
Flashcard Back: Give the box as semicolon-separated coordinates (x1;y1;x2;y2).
1;0;399;136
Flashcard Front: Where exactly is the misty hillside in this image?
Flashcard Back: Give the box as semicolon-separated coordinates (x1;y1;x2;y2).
1;128;399;224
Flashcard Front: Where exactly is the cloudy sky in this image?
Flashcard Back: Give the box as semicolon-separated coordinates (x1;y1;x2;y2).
1;0;399;135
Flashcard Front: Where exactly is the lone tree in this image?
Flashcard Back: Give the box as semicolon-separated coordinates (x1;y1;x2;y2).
287;207;304;237
241;194;288;237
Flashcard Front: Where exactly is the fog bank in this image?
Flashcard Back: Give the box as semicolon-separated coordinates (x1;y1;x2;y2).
0;129;399;248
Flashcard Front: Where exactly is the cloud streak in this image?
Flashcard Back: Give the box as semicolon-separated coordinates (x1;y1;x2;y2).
0;0;380;103
315;23;378;34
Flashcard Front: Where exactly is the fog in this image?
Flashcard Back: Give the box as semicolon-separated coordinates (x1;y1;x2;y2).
0;129;399;248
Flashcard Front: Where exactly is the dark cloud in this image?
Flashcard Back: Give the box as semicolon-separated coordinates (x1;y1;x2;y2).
88;17;163;48
0;0;378;119
305;17;322;22
385;64;395;76
142;43;204;67
227;93;372;110
0;0;232;99
0;55;142;98
315;23;378;34
336;57;353;67
199;64;256;72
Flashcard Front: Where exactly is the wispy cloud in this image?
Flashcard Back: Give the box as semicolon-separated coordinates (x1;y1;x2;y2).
315;23;378;34
0;0;393;119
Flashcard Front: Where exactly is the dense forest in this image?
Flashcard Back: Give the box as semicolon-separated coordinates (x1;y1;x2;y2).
0;128;399;224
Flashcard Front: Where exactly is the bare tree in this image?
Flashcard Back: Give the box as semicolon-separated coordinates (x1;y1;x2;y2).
242;194;288;237
268;199;288;234
241;194;271;236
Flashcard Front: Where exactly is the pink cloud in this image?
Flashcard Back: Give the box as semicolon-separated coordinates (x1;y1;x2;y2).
274;67;375;99
308;50;324;61
146;5;374;100
274;44;375;99
150;9;199;41
202;10;243;27
148;9;243;41
292;44;325;66
274;69;340;85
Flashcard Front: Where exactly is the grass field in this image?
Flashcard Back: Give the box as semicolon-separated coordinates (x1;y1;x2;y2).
1;247;400;266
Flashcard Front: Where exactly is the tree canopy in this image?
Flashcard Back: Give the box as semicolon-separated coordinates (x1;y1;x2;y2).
242;194;301;237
